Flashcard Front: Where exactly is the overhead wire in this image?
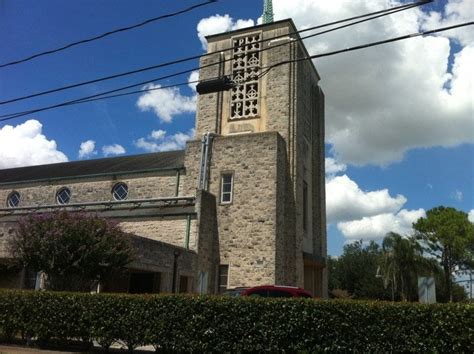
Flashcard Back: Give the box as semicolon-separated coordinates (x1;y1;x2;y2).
0;1;430;119
259;21;474;76
0;2;434;120
1;20;471;122
0;0;431;106
0;0;217;69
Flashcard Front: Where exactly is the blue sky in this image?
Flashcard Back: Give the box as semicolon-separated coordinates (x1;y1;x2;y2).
0;0;473;256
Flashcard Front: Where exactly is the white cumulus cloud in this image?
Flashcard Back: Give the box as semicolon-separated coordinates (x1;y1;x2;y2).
78;140;97;159
197;14;254;49
337;208;426;241
136;83;196;123
325;172;426;242
0;120;68;169
451;189;464;201
422;0;474;46
102;144;126;157
468;209;474;223
135;129;195;152
262;0;474;166
150;130;166;140
326;174;406;224
193;2;473;167
188;70;200;93
325;157;347;176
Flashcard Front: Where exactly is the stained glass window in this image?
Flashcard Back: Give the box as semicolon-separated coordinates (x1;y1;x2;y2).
56;187;71;205
112;182;128;201
7;191;20;208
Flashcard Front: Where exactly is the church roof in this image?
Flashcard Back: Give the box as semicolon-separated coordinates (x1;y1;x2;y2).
0;150;185;185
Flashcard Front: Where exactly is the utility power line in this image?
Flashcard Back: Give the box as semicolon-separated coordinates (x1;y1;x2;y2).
1;21;471;122
262;21;474;74
0;0;217;69
0;0;431;106
0;1;429;119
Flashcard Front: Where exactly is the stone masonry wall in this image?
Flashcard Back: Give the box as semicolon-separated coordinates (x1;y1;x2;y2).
298;55;325;261
184;132;281;288
192;20;327;294
195;190;219;294
0;169;198;291
0;222;15;259
317;89;329;297
275;135;297;285
295;43;327;295
264;34;294;143
0;171;191;259
1;20;327;296
196;22;295;140
195;53;221;135
129;236;198;293
119;217;198;251
0;171;181;208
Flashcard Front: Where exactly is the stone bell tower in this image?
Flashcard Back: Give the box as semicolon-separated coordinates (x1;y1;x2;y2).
190;18;327;297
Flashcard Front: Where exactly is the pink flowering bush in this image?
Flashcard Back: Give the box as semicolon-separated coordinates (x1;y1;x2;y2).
9;210;134;292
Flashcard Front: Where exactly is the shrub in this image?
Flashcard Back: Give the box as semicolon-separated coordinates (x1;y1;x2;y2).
9;210;135;292
0;290;472;352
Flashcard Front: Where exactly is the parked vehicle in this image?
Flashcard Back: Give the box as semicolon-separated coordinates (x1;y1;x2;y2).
240;285;312;298
222;287;249;297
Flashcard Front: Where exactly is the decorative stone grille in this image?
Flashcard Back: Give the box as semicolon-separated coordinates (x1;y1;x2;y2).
230;33;261;120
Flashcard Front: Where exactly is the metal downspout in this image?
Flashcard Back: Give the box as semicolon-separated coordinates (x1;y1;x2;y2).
198;134;207;190
172;251;180;293
184;214;191;250
202;133;210;190
175;170;180;197
198;132;213;191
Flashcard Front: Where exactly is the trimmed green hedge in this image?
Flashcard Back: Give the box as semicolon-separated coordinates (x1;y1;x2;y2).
0;290;473;352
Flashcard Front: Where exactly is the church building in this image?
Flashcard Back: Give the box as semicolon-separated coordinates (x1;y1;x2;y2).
0;18;327;297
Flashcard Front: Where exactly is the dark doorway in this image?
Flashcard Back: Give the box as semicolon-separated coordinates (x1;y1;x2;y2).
23;267;37;290
179;275;188;293
129;272;158;294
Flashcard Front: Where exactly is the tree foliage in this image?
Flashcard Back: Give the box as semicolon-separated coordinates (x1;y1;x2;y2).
328;241;391;300
381;232;436;301
329;234;467;302
433;266;469;303
9;210;135;292
413;206;474;301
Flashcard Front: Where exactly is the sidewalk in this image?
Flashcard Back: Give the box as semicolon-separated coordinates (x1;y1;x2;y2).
0;344;155;353
0;346;79;354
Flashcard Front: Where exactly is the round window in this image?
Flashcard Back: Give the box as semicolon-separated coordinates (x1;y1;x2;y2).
7;191;21;208
112;182;128;201
56;187;71;205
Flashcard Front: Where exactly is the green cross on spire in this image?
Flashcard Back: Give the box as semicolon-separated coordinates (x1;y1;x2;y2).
263;0;274;24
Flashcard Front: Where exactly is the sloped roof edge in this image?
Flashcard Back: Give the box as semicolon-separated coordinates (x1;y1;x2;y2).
0;150;185;185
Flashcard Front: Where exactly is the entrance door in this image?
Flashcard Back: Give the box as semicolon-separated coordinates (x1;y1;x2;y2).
129;272;155;294
304;265;323;297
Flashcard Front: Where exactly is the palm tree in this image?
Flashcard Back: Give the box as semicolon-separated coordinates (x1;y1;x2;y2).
381;232;435;301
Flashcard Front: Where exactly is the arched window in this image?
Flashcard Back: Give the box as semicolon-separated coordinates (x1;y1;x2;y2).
7;191;21;208
56;187;71;205
112;182;128;201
